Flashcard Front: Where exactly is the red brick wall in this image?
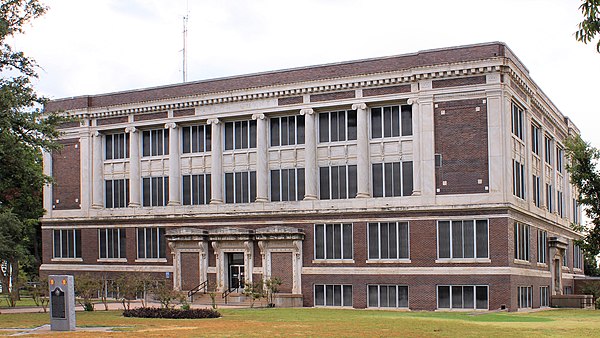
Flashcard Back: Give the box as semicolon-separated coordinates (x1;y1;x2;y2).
278;96;303;106
271;252;293;293
133;111;168;122
310;91;355;103
180;252;200;290
432;75;486;89
51;138;81;210
97;116;128;126
363;85;410;97
434;98;489;195
173;108;195;117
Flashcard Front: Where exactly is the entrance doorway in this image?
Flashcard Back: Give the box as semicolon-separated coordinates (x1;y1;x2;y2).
226;252;245;291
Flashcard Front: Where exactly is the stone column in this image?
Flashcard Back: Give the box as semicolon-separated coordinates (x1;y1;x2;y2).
79;123;91;211
252;113;268;202
42;150;53;216
353;103;370;198
408;98;421;196
300;108;317;200
126;127;141;207
91;131;104;208
208;118;223;204
418;96;436;198
166;122;181;206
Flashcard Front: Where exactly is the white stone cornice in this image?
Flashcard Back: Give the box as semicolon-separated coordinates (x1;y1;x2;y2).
351;103;367;110
251;113;265;120
165;122;177;129
206;118;220;125
300;108;315;116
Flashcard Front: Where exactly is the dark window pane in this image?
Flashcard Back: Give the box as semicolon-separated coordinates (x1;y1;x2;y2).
384;163;393;197
343;223;353;259
206;125;212;151
343;285;352;307
330;112;338;142
137;228;144;259
392;162;401;197
438;221;450;258
288;169;296;201
75;230;81;258
371;107;382;139
159;228;166;258
347;110;357;140
392;106;400;137
225;173;234;203
476;220;489;258
182;175;191;205
315;224;325;259
348;165;357;199
401;105;413;136
398;286;409;308
438;286;450;308
142;178;150;207
463;220;475;259
225;122;233;150
368;285;378;307
380;222;389;259
326;285;334;306
297;168;305;200
372;164;383;197
452;286;463;309
297;115;305;144
281;117;288;146
270;118;280;147
399;222;409;259
250;171;256;202
319;113;329;142
315;285;324;306
249;120;257;148
389;223;398;259
452;221;464;258
281;169;289;201
270;170;280;202
383;106;392;137
182;127;191;153
368;223;379;259
333;224;342;259
463;286;474;308
476;286;488;309
142;131;150;156
319;167;330;200
106;135;113;160
326;224;334;259
402;161;413;196
119;229;127;259
331;166;339;199
105;180;113;208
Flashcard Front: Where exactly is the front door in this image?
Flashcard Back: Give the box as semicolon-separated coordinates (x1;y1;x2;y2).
226;252;245;291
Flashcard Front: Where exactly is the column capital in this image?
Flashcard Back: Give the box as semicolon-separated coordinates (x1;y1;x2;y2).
206;118;220;125
300;108;314;116
125;126;138;134
165;122;178;129
252;113;266;120
407;98;419;105
93;130;101;137
351;102;367;110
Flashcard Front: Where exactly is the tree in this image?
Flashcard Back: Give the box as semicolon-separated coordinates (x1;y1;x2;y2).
0;0;67;292
75;273;102;311
564;135;600;262
576;0;600;52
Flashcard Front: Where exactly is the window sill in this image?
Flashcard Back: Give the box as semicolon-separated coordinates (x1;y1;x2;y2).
435;258;491;264
51;258;83;262
98;258;128;263
104;159;129;164
435;308;488;312
574;268;583;272
312;259;355;264
513;259;531;266
367;259;411;264
135;258;168;263
536;263;548;268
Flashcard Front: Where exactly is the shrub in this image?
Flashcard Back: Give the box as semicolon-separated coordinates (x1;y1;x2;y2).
123;307;221;319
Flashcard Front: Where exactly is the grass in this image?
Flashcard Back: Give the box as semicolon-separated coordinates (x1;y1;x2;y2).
0;296;38;308
0;308;599;337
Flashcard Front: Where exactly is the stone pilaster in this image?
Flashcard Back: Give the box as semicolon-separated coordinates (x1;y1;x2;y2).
166;122;181;206
408;98;421;196
353;102;370;198
208;118;223;204
42;150;53;215
126;126;140;207
300;108;317;200
253;113;268;202
91;131;103;208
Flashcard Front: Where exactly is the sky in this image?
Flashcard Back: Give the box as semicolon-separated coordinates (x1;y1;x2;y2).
11;0;600;147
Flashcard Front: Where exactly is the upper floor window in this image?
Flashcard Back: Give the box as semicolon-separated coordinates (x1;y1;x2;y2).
514;222;530;261
319;165;357;200
371;105;412;139
182;174;211;205
53;229;81;259
574;244;582;270
557;190;564;218
225;171;256;203
137;227;166;259
546;184;554;213
314;223;353;260
99;228;126;259
270;168;305;202
105;132;129;160
270;115;305;147
437;220;489;259
318;110;357;143
182;125;211;153
511;103;524;141
513;160;525;199
368;222;409;260
531;124;541;156
563;242;569;267
573;199;580;224
372;161;413;197
142;129;169;157
544;135;553;165
105;179;129;208
224;120;256;150
532;175;541;208
537;229;547;264
556;147;564;173
142;176;169;207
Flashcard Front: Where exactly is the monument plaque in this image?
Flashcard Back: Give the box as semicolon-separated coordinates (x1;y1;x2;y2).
48;275;76;331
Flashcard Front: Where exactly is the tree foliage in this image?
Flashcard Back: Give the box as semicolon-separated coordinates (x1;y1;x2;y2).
576;0;600;52
564;135;600;259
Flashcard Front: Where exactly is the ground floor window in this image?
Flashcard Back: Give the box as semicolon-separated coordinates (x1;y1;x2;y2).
368;285;408;308
540;286;549;307
518;286;532;308
99;228;126;259
53;229;82;259
437;285;488;310
137;227;166;259
314;284;352;307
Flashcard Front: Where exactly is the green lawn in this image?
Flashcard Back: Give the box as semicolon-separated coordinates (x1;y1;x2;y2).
1;308;599;337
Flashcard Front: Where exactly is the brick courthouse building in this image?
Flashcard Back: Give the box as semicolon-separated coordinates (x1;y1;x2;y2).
41;42;584;311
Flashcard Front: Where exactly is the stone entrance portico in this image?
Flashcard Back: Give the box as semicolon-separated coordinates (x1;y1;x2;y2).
548;236;568;295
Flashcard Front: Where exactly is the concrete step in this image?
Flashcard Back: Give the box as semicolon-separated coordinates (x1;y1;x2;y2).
190;292;268;307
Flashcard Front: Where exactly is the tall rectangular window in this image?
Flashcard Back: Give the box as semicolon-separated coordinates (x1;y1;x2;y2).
573;199;580;224
270;115;305;146
437;285;488;310
372;161;413;197
224;120;257;150
546;184;553;213
531;124;541;156
314;223;353;260
518;286;533;308
105;132;129;160
99;228;126;259
514;222;530;261
556;147;564;173
574;244;582;270
105;179;129;208
53;229;82;259
437;220;489;259
537;229;547;264
371;105;412;138
181;124;211;153
314;284;352;307
142;177;169;207
182;174;211;205
540;286;549;307
318;110;357;143
513;159;525;199
563;242;569;267
532;175;541;208
225;171;256;203
319;165;357;200
142;129;169;157
368;222;409;260
137;227;166;259
557;191;564;217
270;168;305;201
368;285;409;308
512;103;524;140
544;135;553;165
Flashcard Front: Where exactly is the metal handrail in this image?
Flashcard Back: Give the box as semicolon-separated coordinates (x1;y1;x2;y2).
188;280;208;301
221;282;240;304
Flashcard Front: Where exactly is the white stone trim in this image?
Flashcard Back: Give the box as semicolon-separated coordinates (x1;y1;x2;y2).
40;263;174;272
302;266;553;277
